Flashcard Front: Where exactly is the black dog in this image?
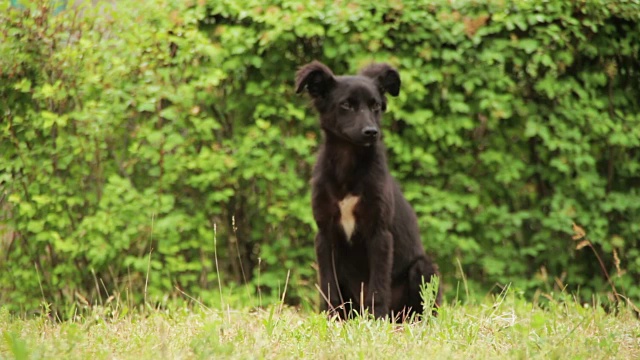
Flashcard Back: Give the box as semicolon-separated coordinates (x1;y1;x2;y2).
296;61;441;320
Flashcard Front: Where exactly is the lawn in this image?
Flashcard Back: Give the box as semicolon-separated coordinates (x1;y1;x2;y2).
1;290;638;359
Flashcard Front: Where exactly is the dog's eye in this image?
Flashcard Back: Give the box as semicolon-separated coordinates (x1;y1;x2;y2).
340;101;352;110
371;102;382;112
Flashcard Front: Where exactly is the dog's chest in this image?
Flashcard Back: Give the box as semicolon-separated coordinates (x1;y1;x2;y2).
338;194;360;241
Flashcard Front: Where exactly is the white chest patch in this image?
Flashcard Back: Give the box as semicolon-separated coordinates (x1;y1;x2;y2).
338;195;360;241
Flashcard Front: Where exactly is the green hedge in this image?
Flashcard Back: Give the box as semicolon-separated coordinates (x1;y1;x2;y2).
1;0;639;315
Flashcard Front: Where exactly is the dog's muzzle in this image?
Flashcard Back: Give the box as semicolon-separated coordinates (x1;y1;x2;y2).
362;126;379;139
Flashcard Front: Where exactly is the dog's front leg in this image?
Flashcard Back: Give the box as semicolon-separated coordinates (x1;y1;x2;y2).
315;230;344;318
365;230;393;318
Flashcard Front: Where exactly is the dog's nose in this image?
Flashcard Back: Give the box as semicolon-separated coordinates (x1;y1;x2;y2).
362;127;379;138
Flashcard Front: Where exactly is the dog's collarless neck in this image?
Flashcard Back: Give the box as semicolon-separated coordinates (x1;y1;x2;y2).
319;139;387;190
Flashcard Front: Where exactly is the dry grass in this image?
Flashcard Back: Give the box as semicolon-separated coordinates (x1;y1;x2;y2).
1;290;639;360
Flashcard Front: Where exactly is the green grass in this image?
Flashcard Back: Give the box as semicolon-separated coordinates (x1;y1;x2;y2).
1;291;638;360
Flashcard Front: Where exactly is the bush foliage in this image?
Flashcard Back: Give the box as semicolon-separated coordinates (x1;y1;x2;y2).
1;0;639;314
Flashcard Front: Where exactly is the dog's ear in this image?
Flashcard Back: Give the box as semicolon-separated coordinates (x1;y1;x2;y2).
295;61;336;98
359;63;401;97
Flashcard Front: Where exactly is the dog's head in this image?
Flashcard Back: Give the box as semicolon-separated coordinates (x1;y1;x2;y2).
296;61;400;146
